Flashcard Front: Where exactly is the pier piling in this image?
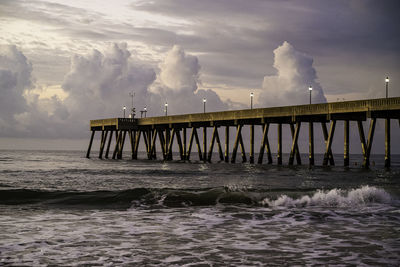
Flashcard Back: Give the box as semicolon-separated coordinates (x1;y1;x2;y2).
344;120;350;166
385;118;390;168
224;126;229;162
86;130;95;158
309;122;314;166
277;123;282;165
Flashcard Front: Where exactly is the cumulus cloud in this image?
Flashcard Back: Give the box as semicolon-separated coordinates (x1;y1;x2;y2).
0;43;230;139
258;41;326;107
158;45;200;93
0;44;157;138
149;45;228;115
0;45;33;134
62;43;156;127
0;42;328;140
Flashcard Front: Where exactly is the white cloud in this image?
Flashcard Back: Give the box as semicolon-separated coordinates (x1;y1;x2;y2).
0;45;32;134
2;42;325;138
259;41;326;107
149;45;228;115
159;45;200;93
60;43;156;134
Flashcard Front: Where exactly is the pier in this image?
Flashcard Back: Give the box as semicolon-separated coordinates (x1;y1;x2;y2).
87;97;400;168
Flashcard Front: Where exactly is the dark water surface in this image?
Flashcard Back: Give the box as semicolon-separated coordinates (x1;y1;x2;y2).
0;150;399;266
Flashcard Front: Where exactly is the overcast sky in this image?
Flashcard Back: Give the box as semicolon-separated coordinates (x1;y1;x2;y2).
0;0;399;151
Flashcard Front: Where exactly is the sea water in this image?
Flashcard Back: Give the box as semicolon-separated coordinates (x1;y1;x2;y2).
0;150;399;266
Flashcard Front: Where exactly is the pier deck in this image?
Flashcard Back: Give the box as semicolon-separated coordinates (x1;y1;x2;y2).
87;97;400;168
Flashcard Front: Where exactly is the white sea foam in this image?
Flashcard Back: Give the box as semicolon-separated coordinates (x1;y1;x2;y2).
261;186;392;208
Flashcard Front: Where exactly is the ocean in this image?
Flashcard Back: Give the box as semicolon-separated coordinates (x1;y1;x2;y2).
0;150;399;266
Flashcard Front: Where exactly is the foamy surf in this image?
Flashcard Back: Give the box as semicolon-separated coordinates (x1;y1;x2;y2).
1;150;400;266
261;185;392;208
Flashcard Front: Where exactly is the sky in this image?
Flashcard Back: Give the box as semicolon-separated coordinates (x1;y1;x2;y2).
0;0;399;152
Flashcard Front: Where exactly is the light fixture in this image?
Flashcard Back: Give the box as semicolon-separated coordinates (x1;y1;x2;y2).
385;76;389;98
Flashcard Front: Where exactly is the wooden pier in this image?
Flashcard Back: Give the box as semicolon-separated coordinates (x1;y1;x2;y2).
87;97;400;168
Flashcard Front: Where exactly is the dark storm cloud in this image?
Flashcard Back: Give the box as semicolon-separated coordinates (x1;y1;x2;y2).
2;0;399;101
132;0;400;95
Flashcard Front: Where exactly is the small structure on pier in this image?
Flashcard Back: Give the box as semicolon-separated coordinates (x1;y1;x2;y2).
87;97;400;168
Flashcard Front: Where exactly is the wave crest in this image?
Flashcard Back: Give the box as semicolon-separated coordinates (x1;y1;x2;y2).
261;186;392;208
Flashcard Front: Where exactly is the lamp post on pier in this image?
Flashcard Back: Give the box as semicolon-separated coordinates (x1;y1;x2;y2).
123;106;126;118
250;92;254;109
203;98;206;113
165;102;168;116
385;76;389;98
309;86;312;104
129;91;135;118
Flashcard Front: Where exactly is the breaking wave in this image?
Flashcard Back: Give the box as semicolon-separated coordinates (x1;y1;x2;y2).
0;186;394;209
261;185;392;208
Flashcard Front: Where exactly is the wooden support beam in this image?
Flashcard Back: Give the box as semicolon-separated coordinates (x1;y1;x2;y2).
363;118;376;168
157;129;166;160
150;129;157;159
239;131;247;163
231;125;242;163
112;130;122;159
130;131;136;159
176;129;184;160
385;118;390;168
224;126;229;162
258;124;266;164
133;130;141;160
203;127;207;162
128;130;135;159
98;130;104;159
167;128;176;160
142;130;150;159
265;126;273;164
99;130;108;159
309;123;314;166
323;120;336;166
187;127;195;161
183;128;187;160
357;121;367;159
147;130;152;159
194;127;203;161
207;126;217;162
258;123;272;164
250;124;254;163
289;123;302;165
344;120;350;166
165;129;170;160
86;130;95;158
321;122;335;165
277;123;282;165
117;130;127;159
289;122;301;165
215;127;224;161
105;130;113;159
